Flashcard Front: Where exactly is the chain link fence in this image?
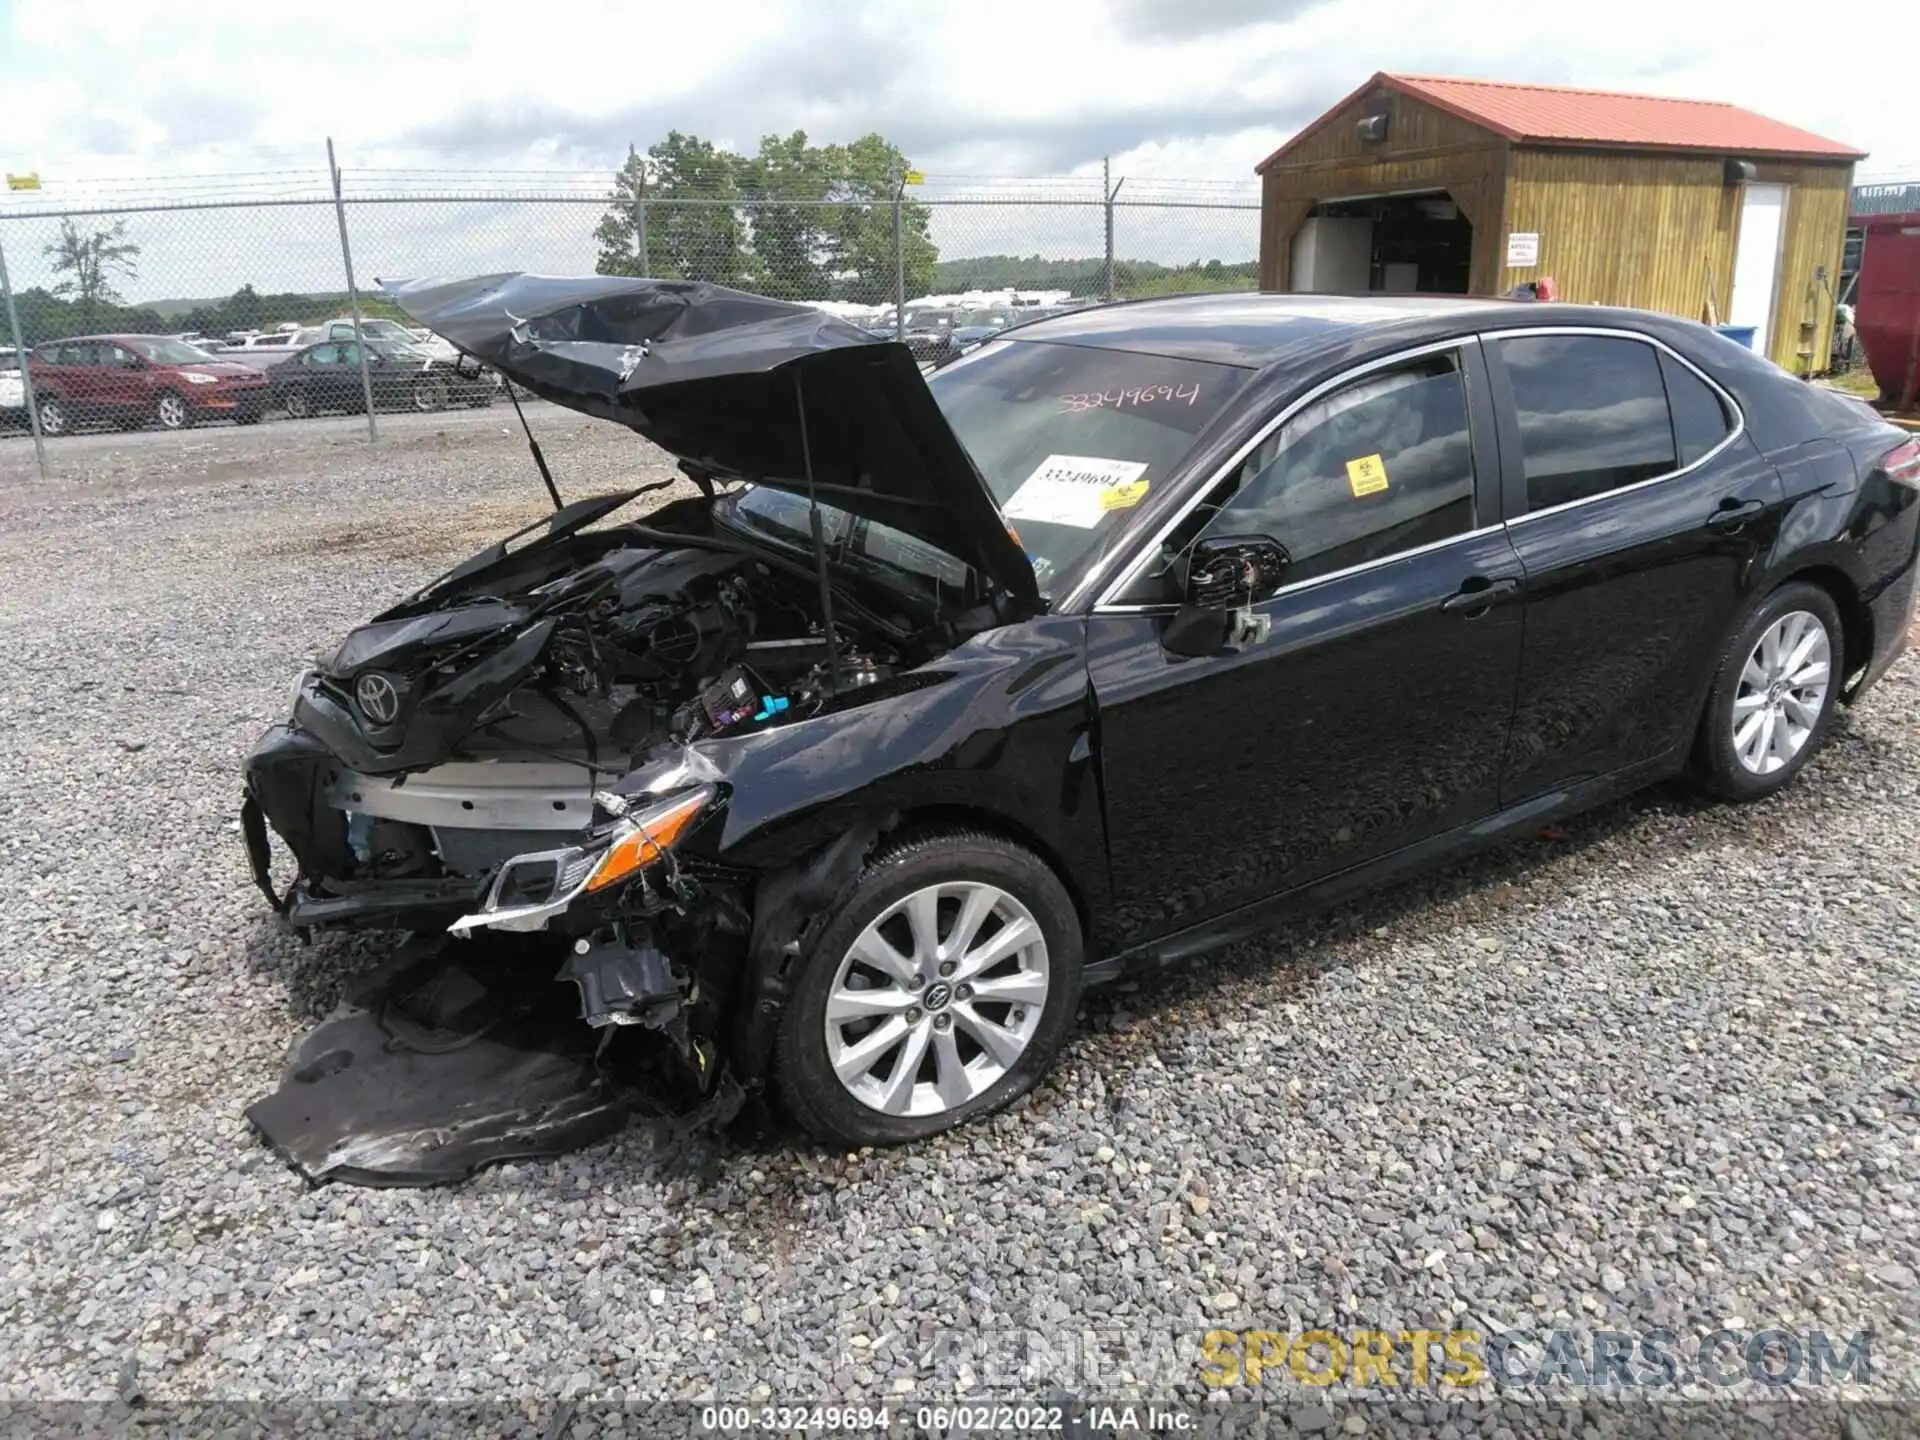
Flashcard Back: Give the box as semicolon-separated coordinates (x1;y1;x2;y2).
0;164;1261;475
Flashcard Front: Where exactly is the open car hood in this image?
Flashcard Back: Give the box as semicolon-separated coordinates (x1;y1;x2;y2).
384;274;1039;609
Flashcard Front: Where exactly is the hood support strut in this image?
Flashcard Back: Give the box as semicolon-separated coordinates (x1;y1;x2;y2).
795;369;843;694
506;379;563;510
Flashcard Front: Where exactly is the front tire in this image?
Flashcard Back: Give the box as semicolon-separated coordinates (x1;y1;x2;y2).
774;830;1083;1146
36;395;68;435
283;390;310;420
153;390;191;430
1693;581;1844;801
412;376;449;412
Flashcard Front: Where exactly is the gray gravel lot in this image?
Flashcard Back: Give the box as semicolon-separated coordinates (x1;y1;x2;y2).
0;411;1916;1424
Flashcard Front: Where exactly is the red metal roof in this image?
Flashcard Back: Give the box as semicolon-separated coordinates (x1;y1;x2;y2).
1257;73;1866;171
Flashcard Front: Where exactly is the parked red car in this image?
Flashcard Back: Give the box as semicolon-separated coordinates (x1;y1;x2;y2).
27;334;271;434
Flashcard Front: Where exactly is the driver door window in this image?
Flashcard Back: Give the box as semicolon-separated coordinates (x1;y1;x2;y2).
1208;352;1477;587
1113;351;1479;604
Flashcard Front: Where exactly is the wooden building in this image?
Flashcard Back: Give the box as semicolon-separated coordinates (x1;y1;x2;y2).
1256;74;1865;372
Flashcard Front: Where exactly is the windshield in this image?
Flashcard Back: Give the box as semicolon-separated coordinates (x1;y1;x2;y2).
954;309;1015;331
717;337;1251;605
124;337;220;364
721;486;971;609
928;338;1251;594
369;339;430;361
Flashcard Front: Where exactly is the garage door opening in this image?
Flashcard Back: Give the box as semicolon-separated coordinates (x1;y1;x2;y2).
1290;191;1473;295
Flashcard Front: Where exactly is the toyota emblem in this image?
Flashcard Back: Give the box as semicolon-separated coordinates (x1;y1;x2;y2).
355;672;401;725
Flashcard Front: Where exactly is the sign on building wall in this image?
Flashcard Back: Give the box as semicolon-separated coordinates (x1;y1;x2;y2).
1505;232;1540;267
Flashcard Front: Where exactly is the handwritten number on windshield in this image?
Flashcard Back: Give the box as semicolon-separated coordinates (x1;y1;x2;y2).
1059;382;1200;413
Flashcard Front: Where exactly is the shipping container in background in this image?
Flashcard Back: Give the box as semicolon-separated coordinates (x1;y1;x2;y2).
1854;212;1920;411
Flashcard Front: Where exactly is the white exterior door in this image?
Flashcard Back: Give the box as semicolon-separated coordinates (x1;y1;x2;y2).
1729;183;1788;351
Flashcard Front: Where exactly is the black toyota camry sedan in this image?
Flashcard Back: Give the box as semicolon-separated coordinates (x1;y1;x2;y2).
240;278;1918;1177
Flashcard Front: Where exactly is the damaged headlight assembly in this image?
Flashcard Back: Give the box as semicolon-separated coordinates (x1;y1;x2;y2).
449;784;717;936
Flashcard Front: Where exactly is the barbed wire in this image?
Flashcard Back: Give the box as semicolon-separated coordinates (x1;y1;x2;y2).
1;165;1266;214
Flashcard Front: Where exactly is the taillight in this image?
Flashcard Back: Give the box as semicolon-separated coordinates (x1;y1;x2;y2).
1882;435;1920;489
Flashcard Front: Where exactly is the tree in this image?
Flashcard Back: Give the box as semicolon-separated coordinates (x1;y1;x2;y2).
42;218;141;326
594;134;745;284
822;135;935;305
738;131;836;300
12;287;166;345
593;147;652;278
592;130;937;301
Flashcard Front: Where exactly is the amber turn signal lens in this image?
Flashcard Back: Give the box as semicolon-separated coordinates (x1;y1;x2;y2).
585;787;713;893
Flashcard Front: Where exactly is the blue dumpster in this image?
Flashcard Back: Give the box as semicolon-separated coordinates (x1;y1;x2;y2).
1714;324;1759;350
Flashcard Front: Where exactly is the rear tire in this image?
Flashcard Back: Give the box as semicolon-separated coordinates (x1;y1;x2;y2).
774;830;1082;1147
1692;581;1844;801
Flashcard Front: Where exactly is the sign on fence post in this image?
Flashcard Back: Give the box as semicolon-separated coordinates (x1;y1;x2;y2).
0;230;50;481
327;137;379;444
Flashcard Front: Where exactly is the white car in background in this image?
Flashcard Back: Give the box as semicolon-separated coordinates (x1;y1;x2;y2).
1;346;26;426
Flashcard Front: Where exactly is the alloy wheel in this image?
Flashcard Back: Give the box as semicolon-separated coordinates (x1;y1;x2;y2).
284;390;309;420
1731;609;1831;775
824;881;1051;1117
413;377;449;412
37;397;67;435
155;392;188;429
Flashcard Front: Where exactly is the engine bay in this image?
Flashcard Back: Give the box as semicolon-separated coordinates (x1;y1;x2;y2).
242;495;965;916
327;532;907;779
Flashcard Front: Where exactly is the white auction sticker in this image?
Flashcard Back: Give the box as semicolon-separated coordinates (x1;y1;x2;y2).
1001;455;1151;529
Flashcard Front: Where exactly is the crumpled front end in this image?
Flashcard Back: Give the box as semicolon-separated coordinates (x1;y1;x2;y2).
243;733;758;1184
239;498;932;1182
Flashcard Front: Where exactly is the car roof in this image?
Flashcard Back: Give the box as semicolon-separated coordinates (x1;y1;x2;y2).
1002;292;1517;367
41;333;176;346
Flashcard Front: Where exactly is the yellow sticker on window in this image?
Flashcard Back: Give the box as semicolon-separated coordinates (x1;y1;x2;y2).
1346;453;1390;497
1098;478;1151;512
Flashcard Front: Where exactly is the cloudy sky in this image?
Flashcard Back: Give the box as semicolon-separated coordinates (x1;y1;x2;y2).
1;0;1913;299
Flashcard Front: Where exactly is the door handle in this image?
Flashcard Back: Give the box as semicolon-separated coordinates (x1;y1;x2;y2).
1439;576;1521;616
1705;498;1766;534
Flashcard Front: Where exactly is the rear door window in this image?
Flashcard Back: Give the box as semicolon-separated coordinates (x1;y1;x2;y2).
1498;335;1676;511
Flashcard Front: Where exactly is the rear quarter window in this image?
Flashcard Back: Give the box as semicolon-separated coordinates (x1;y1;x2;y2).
1658;350;1734;466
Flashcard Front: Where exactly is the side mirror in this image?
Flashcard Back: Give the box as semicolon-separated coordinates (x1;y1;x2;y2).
1161;534;1291;659
453;352;486;380
1184;534;1290;608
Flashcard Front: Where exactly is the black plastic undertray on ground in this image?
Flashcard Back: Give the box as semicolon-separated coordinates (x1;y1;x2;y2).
246;939;657;1187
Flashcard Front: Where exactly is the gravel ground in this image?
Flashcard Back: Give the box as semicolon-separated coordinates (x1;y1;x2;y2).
1;413;1916;1428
